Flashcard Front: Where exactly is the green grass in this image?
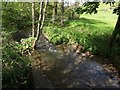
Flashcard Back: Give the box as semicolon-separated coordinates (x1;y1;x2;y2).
43;3;120;57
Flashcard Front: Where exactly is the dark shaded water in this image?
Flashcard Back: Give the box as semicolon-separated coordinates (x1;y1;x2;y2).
13;30;120;88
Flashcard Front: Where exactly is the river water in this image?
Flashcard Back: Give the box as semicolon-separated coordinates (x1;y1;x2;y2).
13;30;120;88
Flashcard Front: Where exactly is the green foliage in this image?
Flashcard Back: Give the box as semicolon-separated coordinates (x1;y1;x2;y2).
75;2;100;14
43;3;120;57
2;19;33;88
14;37;35;54
2;44;32;88
113;5;120;15
50;34;69;45
2;2;32;32
75;7;83;14
65;4;80;20
43;26;69;45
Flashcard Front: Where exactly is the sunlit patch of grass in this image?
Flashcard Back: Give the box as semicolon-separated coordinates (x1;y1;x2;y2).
81;3;118;28
43;3;119;57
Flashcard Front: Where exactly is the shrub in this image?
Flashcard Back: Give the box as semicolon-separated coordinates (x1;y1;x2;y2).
2;45;32;88
50;34;69;45
14;37;35;54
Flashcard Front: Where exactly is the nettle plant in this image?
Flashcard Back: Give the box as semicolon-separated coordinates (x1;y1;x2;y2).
14;37;35;55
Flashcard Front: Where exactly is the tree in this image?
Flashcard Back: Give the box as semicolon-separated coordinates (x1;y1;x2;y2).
2;2;32;32
36;0;43;39
109;3;120;47
66;3;80;20
75;2;99;15
32;1;35;37
52;2;57;24
32;0;48;49
61;0;64;27
39;0;48;34
104;0;115;9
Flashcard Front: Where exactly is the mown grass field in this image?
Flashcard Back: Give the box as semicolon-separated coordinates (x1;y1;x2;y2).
43;3;120;57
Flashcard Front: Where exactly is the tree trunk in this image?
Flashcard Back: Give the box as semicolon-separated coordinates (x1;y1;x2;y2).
52;2;57;24
36;0;43;39
32;1;35;37
32;0;48;49
61;0;64;27
109;15;120;47
110;2;112;9
32;0;43;49
71;10;74;20
55;2;57;15
4;2;8;7
39;0;48;34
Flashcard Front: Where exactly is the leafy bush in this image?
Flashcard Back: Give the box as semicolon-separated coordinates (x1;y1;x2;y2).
50;34;69;45
43;11;120;58
74;2;100;19
2;29;33;88
2;45;32;88
14;37;35;54
2;2;32;32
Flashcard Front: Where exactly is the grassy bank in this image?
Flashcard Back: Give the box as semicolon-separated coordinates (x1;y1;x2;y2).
43;3;120;57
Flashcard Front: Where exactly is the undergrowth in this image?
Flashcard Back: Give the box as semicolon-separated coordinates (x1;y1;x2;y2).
2;31;33;89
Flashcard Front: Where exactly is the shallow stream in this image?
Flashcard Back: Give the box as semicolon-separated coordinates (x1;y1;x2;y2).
13;30;120;88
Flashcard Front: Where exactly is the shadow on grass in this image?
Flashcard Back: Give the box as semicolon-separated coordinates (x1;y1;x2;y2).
64;18;120;58
64;18;108;28
77;32;120;58
44;17;120;58
87;34;120;75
